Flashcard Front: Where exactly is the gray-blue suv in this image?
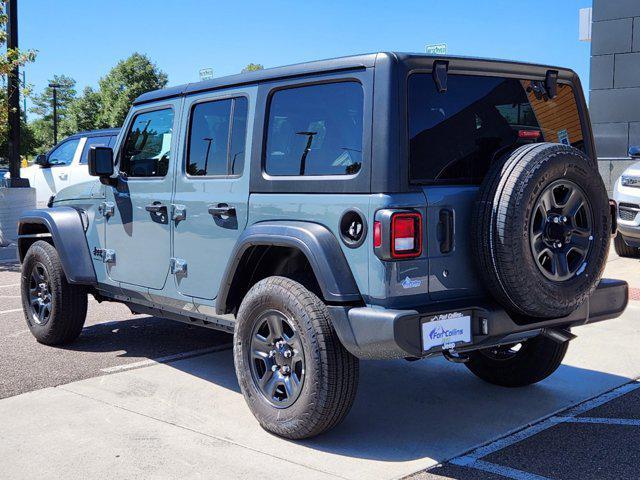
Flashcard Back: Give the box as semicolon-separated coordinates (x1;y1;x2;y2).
17;53;627;439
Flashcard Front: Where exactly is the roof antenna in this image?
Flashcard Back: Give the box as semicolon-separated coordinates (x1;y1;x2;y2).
432;60;449;94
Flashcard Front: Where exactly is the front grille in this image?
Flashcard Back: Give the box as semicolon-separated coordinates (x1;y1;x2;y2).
619;208;638;222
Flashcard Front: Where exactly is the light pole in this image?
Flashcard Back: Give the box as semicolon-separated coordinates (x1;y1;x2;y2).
6;0;27;187
49;83;61;145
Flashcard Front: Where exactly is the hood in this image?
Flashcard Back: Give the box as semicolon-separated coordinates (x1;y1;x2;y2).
53;179;105;204
622;161;640;178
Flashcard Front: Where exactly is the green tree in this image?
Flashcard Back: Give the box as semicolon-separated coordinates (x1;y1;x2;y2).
98;53;167;127
242;63;264;73
65;86;104;133
26;74;76;149
29;74;76;119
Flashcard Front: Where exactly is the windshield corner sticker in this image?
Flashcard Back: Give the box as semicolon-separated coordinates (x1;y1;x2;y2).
401;276;422;289
558;129;570;146
422;313;472;351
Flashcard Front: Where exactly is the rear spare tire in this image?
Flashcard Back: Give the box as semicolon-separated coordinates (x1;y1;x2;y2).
473;143;610;318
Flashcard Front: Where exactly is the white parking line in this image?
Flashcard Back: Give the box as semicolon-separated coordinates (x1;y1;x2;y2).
451;457;552;480
0;308;22;315
562;381;640;416
565;417;640;426
0;284;19;288
100;344;232;373
441;380;640;479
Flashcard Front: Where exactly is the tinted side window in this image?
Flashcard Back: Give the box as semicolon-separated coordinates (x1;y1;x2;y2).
187;97;248;176
120;109;174;177
80;136;112;164
265;82;363;176
48;138;80;166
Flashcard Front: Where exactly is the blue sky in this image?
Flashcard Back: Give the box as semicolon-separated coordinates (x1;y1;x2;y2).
20;0;592;114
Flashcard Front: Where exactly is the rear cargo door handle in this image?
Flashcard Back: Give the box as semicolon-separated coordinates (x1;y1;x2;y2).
208;204;236;218
438;209;454;254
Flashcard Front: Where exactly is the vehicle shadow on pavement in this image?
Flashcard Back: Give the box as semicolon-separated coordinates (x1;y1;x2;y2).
61;317;232;360
160;348;633;463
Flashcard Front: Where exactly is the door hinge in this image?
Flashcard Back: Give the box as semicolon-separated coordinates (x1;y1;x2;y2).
93;247;116;264
172;204;186;223
98;201;115;218
170;257;187;275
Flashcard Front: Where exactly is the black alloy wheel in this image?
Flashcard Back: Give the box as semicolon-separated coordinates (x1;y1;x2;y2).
249;309;305;408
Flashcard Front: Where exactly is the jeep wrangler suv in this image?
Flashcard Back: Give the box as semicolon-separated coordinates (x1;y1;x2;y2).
17;53;627;439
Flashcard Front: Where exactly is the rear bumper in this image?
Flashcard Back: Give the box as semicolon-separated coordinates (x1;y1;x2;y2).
618;223;640;247
329;278;628;360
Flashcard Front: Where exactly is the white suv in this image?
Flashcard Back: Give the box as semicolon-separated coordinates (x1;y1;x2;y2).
4;128;119;208
613;146;640;257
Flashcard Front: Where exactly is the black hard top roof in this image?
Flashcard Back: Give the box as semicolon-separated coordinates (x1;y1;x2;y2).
133;52;573;106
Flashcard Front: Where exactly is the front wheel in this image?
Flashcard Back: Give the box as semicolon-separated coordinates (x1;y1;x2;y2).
21;240;88;345
464;335;569;387
233;276;359;439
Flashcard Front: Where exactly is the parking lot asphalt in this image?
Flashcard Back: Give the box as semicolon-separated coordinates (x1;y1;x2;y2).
1;249;640;479
0;261;231;399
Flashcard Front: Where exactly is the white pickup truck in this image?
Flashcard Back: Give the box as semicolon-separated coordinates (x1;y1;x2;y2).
4;128;119;208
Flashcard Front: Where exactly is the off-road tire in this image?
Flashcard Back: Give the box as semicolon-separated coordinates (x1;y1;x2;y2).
465;335;569;387
234;276;359;439
614;232;639;258
21;240;88;345
473;143;611;318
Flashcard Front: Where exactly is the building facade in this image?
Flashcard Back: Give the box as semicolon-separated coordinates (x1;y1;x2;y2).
590;0;640;193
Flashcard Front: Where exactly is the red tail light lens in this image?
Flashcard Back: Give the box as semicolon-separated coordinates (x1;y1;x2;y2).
373;221;382;248
518;129;541;139
391;212;422;258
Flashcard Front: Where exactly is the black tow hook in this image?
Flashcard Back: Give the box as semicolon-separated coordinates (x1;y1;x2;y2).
541;328;576;344
443;349;470;363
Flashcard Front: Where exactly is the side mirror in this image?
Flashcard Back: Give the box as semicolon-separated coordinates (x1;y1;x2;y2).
35;154;49;167
629;146;640;159
88;146;114;179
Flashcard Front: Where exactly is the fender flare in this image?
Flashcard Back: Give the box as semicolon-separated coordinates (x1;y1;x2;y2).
18;207;97;285
216;221;361;314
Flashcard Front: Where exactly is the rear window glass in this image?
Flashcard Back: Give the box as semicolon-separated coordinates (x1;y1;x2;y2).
80;136;113;164
408;74;584;184
264;82;363;176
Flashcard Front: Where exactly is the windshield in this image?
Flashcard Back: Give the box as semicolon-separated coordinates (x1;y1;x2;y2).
408;73;585;184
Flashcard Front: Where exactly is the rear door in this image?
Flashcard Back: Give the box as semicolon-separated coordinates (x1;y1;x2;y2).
171;89;252;300
407;72;586;300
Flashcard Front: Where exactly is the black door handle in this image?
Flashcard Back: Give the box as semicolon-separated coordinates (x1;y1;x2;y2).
438;209;454;254
208;204;236;218
145;203;167;213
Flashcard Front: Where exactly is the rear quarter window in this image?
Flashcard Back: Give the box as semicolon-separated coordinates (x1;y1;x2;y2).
264;82;364;176
408;73;584;184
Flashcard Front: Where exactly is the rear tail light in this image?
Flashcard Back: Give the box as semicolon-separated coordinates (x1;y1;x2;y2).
391;212;422;258
518;129;541;139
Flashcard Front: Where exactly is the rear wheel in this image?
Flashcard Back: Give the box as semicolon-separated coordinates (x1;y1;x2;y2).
21;240;87;345
233;276;359;439
614;233;640;257
465;335;569;387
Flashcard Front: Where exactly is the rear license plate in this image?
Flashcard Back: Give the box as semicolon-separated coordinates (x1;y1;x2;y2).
421;313;472;351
